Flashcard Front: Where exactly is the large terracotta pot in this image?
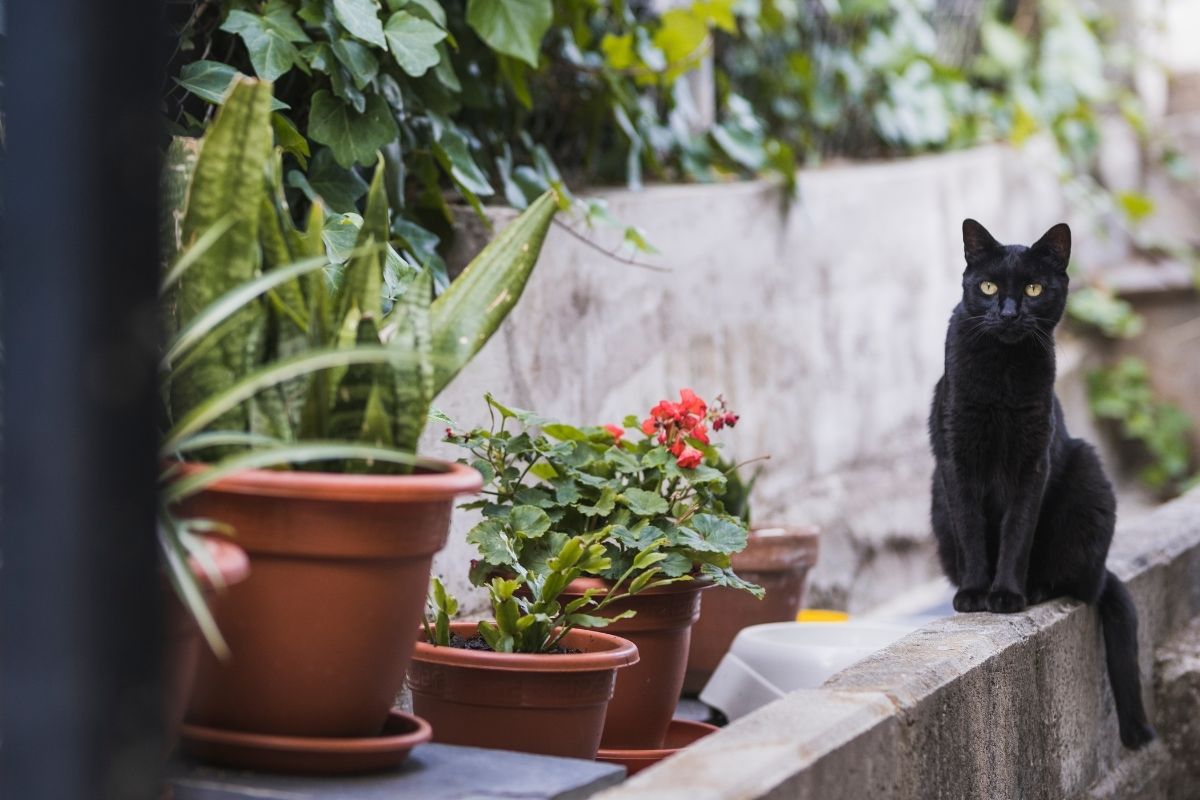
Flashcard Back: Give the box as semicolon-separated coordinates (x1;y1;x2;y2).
165;536;251;745
179;462;481;738
561;577;710;750
683;524;819;694
408;621;639;759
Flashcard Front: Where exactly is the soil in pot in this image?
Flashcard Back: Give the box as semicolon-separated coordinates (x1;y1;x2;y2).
408;621;639;759
164;536;250;747
561;577;710;750
180;462;481;739
683;525;819;694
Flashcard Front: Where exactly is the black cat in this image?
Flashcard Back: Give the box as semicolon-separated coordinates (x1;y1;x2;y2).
928;219;1155;749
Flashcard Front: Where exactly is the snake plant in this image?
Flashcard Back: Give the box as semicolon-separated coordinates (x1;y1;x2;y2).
160;77;559;651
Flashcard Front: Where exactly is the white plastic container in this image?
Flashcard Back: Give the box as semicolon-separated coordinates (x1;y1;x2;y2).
699;618;929;720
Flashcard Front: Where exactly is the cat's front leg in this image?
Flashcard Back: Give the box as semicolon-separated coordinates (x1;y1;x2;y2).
942;469;991;612
988;461;1049;613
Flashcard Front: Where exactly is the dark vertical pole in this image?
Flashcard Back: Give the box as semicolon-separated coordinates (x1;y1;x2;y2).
1;0;165;797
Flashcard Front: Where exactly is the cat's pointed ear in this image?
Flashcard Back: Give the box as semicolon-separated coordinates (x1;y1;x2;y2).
962;219;1000;263
1030;223;1071;271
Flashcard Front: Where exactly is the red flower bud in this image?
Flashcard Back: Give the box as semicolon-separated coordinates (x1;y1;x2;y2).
604;423;625;442
676;445;704;469
669;439;685;457
641;417;657;435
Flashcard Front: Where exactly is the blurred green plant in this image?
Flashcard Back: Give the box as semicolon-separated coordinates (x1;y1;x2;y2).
1087;357;1196;496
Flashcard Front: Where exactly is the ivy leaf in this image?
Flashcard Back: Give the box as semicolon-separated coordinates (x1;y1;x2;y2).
308;91;399;168
288;147;368;213
333;0;387;48
175;61;290;110
619;488;669;517
433;127;494;196
332;38;380;89
466;0;552;68
384;11;447;76
271;112;310;167
509;505;552;538
404;0;448;28
221;10;305;82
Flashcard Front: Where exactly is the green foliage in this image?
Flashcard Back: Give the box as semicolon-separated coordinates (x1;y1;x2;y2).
162;78;559;470
168;0;750;255
1087;357;1196;496
446;392;762;598
1066;287;1144;340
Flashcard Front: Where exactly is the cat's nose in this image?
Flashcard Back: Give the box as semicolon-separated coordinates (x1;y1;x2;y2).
1000;298;1019;320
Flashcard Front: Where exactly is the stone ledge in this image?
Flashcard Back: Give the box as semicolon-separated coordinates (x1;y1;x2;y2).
595;488;1200;800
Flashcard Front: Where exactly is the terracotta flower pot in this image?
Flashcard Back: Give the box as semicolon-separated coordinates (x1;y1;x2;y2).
179;462;481;738
683;524;819;694
408;621;639;759
561;577;710;750
165;536;251;745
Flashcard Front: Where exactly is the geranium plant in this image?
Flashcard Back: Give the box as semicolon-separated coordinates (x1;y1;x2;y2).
446;390;764;597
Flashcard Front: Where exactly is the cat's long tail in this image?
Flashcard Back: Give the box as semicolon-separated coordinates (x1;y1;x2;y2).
1097;569;1155;749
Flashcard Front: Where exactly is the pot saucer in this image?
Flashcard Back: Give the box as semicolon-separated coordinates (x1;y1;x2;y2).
181;710;431;774
596;718;718;776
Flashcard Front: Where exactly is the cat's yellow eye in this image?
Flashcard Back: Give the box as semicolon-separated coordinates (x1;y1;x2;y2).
1025;283;1043;297
980;281;998;296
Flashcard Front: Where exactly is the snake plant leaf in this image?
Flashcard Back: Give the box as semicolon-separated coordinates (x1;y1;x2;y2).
334;155;388;332
162;345;424;454
163;253;334;369
327;318;392;454
386;268;433;455
159;514;230;658
170;78;274;434
429;190;558;394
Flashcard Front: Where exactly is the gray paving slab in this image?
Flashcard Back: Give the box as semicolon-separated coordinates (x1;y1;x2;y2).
171;742;625;800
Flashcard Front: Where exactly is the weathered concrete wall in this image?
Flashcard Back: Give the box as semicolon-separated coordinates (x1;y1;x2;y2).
424;141;1070;614
593;488;1200;800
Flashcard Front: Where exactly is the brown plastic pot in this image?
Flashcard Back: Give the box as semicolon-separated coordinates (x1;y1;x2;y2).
179;461;481;738
683;524;819;694
408;621;639;759
165;536;251;746
561;577;710;750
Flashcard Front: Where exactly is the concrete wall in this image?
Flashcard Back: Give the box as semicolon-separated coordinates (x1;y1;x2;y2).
424;140;1070;614
593;488;1200;800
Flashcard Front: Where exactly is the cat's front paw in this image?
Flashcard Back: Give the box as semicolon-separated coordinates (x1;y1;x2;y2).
986;589;1027;614
953;588;989;613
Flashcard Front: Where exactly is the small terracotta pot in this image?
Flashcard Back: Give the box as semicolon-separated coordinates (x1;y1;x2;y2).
165;536;251;745
596;718;719;776
179;462;481;738
683;524;819;694
561;577;710;750
408;621;639;759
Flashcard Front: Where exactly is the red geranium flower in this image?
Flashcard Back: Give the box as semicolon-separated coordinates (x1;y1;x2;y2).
604;423;625;442
690;423;709;445
641;417;657;435
676;445;704;469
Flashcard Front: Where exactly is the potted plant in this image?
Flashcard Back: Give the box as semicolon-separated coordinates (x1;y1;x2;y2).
159;77;560;767
683;461;820;694
443;390;762;752
409;530;667;758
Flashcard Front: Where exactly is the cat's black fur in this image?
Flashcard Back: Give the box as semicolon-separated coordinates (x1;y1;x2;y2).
928;219;1155;749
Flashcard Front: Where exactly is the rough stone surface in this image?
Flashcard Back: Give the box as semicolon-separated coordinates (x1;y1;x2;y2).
1154;618;1200;799
170;743;624;800
594;489;1200;800
425;141;1068;615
